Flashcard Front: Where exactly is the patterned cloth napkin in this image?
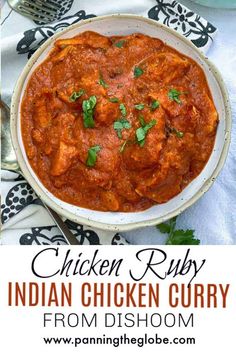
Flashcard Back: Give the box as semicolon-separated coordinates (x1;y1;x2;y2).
1;0;219;245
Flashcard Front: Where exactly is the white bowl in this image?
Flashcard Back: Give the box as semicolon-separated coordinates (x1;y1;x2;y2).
11;14;231;231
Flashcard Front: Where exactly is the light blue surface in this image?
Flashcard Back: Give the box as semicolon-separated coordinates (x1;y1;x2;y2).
190;0;236;8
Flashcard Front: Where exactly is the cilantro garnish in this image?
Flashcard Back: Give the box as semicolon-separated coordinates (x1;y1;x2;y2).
114;40;126;48
134;66;143;78
113;118;131;139
136;117;156;147
119;103;126;117
150;100;160;110
86;145;101;167
82;96;97;128
136;128;146;146
119;140;128;153
139;115;145;127
172;128;184;138
134;104;145;111
156;217;200;245
109;97;119;103
69;89;85;102
168;89;187;104
98;73;108;88
167;126;184;138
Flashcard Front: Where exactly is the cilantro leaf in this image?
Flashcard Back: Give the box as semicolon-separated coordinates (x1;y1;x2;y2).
168;89;182;104
69;89;85;102
168;126;184;138
98;73;108;88
114;40;126;48
139;115;145;127
150;100;160;110
82;96;97;128
173;128;184;138
136;127;146;142
119;140;128;153
136;119;156;146
86;145;101;167
109;97;119;103
113;118;131;139
119;103;126;117
166;230;200;245
157;223;171;234
143;120;156;133
135;104;145;111
156;216;200;245
134;66;143;78
113;121;124;138
168;89;187;104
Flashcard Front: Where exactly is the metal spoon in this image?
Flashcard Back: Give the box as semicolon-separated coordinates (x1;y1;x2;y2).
1;100;80;245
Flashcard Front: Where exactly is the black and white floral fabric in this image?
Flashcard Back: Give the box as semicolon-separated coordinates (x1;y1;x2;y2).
1;181;39;224
19;223;125;246
148;0;217;48
17;10;96;59
14;0;217;61
3;0;230;246
1;170;129;245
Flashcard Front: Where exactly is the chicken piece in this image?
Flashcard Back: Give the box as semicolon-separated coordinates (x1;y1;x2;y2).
113;33;163;64
137;172;182;203
82;168;112;189
44;144;53;156
81;145;120;189
135;134;194;202
126;33;162;49
79;73;107;97
113;169;140;202
144;52;190;84
33;94;52;128
55;38;84;47
50;94;64;111
95;98;120;126
100;190;120;211
26;146;36;160
31;129;43;144
51;46;75;63
184;105;201;132
59;113;76;144
44;113;77;160
162;105;200;136
55;31;111;50
56;84;82;104
123;108;166;170
48;113;79;176
50;141;78;176
150;87;189;118
198;93;218;135
56;91;72;104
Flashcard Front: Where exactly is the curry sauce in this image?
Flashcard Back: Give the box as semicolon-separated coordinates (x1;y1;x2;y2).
21;31;218;211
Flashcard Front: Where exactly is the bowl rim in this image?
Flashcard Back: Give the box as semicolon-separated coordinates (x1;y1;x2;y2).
10;13;232;232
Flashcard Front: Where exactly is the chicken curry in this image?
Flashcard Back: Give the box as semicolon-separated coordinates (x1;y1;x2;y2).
21;31;218;211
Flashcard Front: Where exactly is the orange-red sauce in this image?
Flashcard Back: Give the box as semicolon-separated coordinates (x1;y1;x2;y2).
21;31;218;211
